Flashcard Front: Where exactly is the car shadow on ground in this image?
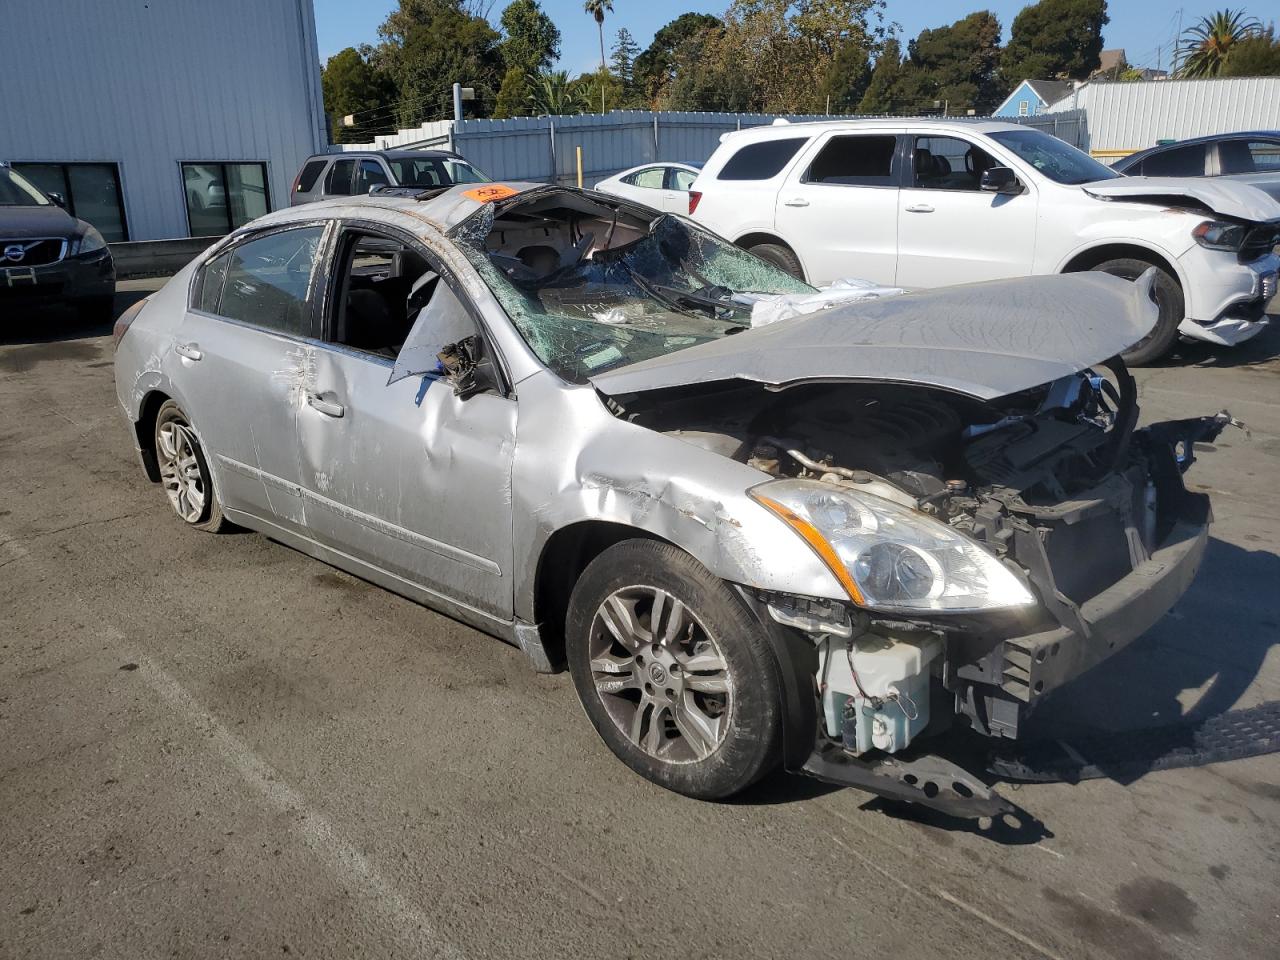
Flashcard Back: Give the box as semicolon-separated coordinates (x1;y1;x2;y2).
1;285;150;346
732;537;1278;843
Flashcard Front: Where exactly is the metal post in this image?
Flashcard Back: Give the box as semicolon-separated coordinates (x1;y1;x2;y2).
576;146;583;188
548;119;557;185
452;82;463;123
653;115;659;162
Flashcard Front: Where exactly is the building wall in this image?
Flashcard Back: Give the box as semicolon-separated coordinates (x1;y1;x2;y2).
1044;78;1280;158
993;81;1042;118
0;0;327;241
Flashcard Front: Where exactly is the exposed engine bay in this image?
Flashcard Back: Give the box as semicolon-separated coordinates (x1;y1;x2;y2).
609;361;1238;774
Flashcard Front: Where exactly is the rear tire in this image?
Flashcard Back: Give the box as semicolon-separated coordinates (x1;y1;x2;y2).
1088;258;1183;365
566;539;783;799
153;400;228;532
747;242;805;281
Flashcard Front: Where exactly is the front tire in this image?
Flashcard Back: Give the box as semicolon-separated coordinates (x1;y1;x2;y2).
153;400;228;532
1089;258;1183;365
566;539;783;799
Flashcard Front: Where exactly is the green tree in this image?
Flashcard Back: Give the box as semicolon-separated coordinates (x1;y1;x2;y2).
584;0;614;72
1219;27;1280;76
576;67;626;113
633;13;723;106
321;46;396;143
1000;0;1108;84
857;37;906;113
375;0;503;123
900;11;1004;115
1178;9;1262;77
818;42;872;113
611;28;641;86
526;70;587;115
493;65;530;117
499;0;560;74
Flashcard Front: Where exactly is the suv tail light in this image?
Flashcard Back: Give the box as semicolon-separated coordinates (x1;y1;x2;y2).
112;297;148;351
688;190;702;216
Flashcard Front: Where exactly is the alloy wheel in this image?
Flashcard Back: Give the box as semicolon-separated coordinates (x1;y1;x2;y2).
157;419;207;523
588;585;733;763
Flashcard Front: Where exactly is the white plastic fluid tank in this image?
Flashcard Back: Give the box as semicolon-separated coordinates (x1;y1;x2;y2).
822;633;941;754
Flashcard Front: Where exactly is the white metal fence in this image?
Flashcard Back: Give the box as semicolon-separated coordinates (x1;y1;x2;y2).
339;108;1091;186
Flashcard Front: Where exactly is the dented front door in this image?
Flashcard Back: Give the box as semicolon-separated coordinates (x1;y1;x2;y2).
294;345;518;619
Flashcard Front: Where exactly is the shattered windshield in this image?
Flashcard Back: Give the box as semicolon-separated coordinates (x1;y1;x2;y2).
988;129;1120;185
452;193;813;382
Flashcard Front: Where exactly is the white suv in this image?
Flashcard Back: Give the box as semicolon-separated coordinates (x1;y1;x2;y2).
691;119;1279;363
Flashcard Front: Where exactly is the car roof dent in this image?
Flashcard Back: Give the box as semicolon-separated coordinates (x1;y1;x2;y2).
590;272;1160;402
1083;176;1280;221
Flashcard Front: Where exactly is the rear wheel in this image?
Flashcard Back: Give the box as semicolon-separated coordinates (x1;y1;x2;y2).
1088;258;1183;365
747;242;804;281
566;539;783;799
153;400;228;532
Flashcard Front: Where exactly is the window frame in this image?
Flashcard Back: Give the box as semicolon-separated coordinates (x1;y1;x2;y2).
1018;100;1029;116
180;161;272;238
318;219;514;396
799;132;905;189
665;166;698;191
11;160;129;241
906;134;997;192
187;220;333;341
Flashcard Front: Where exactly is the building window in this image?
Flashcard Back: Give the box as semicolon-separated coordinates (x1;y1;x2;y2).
12;162;128;242
1018;100;1030;116
181;162;271;238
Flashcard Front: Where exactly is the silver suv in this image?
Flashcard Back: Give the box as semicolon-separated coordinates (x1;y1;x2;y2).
289;149;489;205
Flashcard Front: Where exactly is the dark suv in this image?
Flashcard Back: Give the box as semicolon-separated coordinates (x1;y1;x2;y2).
1;163;116;321
289;149;489;205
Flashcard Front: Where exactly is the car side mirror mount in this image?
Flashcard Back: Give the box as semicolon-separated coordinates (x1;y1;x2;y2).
437;335;501;399
980;167;1023;195
48;192;67;209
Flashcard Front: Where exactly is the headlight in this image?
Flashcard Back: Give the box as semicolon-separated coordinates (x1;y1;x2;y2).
1191;219;1247;252
74;226;107;256
749;479;1036;614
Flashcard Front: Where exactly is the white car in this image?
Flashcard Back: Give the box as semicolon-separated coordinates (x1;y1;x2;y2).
594;161;702;213
690;119;1280;364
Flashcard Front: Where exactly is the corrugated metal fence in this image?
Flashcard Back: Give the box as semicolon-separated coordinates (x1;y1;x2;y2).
340;109;1091;187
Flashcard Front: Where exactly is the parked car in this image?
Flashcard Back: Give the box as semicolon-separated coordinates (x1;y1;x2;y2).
594;161;703;212
1;162;115;322
690;118;1280;364
1113;131;1280;180
290;149;489;205
113;183;1230;816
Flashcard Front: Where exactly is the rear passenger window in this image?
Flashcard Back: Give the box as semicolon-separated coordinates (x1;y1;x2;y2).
807;135;898;186
194;251;230;313
717;138;808;181
1246;140;1280;171
1142;145;1205;177
216;227;324;336
325;159;355;196
296;160;327;193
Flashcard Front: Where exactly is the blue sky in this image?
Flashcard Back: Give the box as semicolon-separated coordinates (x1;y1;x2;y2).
313;1;1230;77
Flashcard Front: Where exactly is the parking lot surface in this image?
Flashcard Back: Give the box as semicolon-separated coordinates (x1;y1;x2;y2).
2;290;1278;960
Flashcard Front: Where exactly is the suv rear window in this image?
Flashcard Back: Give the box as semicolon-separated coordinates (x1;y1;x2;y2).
296;159;327;193
807;135;898;186
717;138;808;181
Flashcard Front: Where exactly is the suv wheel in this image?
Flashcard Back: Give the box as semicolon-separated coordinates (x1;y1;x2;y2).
566;539;783;799
1089;258;1183;365
746;242;804;281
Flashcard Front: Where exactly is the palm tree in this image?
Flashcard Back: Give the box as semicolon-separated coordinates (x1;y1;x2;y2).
526;70;586;116
584;0;614;72
1178;9;1262;77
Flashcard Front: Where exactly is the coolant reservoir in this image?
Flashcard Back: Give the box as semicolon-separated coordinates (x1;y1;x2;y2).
820;633;940;755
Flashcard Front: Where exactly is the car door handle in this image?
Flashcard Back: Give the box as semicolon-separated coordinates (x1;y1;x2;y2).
306;394;345;418
175;342;203;361
905;204;935;213
783;198;810;207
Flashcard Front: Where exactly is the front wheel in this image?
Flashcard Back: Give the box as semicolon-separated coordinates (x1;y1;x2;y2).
566;539;783;799
1089;258;1183;365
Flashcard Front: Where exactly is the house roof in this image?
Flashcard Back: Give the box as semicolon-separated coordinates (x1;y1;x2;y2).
1024;80;1074;105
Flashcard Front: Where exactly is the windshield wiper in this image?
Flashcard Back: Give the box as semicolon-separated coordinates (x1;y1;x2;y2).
652;283;751;318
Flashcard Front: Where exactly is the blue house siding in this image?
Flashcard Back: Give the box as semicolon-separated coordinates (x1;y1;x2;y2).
994;80;1043;118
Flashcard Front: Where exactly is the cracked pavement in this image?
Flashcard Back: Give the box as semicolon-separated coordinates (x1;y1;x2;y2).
1;292;1278;960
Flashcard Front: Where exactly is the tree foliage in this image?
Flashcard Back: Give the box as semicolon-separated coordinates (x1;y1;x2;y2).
1218;27;1280;77
321;46;397;143
633;14;724;107
526;70;588;115
1000;0;1108;84
901;11;1004;115
1178;9;1263;78
610;28;641;86
500;0;560;74
857;38;906;113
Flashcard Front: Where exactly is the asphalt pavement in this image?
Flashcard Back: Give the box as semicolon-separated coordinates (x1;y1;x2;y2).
2;286;1278;959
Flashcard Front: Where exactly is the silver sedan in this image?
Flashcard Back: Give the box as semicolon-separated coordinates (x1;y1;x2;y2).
113;182;1227;815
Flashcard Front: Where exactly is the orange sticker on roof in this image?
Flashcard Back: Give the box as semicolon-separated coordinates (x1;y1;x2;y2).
462;184;519;203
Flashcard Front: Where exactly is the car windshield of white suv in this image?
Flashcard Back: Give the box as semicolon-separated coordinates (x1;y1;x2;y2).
0;167;51;206
452;190;813;383
988;129;1120;185
388;157;488;188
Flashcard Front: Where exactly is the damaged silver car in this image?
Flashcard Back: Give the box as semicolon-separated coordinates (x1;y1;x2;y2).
113;183;1233;816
